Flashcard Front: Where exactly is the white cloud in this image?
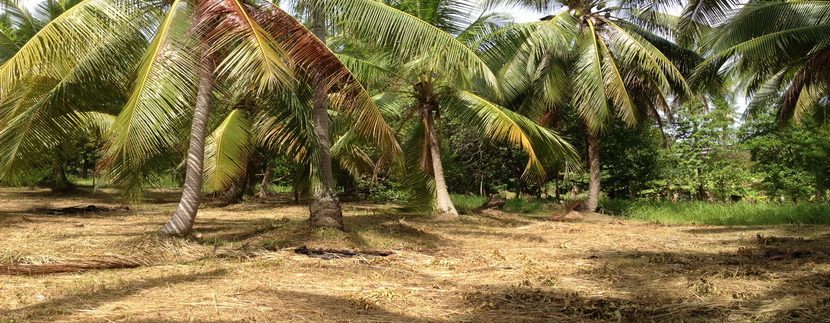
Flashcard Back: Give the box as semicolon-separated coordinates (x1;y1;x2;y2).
492;5;545;23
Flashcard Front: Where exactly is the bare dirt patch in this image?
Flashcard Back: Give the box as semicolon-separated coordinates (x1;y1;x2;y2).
1;188;829;322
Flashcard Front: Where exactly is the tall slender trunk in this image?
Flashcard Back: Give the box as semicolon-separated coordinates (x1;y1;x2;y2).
554;177;561;201
50;159;73;193
161;56;216;236
308;4;344;229
583;131;601;212
422;105;458;216
257;159;272;198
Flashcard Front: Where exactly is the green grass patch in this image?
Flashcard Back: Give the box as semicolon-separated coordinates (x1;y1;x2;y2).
269;185;294;193
450;194;487;214
503;198;548;214
603;200;830;225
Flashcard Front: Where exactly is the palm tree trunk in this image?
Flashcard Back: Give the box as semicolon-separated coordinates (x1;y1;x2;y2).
423;106;458;216
50;159;73;193
583;131;601;212
308;5;344;229
256;160;272;198
223;162;249;204
161;56;216;236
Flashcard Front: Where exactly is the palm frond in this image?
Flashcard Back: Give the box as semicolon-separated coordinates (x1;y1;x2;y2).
204;108;252;193
326;0;499;90
445;90;577;182
198;0;295;94
102;0;197;192
572;22;610;133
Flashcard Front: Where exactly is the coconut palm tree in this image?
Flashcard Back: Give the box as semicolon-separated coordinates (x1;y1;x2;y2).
0;0;88;192
0;0;400;235
699;0;830;125
332;0;577;216
483;0;691;211
2;0;560;232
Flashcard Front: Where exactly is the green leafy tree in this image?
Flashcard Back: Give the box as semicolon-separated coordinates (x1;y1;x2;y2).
742;108;830;202
599;119;663;199
664;99;756;201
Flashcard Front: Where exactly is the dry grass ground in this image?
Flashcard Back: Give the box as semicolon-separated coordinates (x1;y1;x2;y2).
1;188;829;322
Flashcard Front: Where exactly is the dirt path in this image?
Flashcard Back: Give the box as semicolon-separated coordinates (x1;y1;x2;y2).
1;189;828;322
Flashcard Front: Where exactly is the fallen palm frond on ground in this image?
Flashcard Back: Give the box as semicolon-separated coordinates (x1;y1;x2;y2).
293;246;394;259
0;257;142;276
35;204;130;215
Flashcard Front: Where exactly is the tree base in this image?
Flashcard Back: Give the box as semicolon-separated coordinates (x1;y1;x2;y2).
309;194;344;230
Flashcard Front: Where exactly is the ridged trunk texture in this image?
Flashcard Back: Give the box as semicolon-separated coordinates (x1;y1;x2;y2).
161;56;216;236
422;105;458;217
583;131;601;212
308;5;344;230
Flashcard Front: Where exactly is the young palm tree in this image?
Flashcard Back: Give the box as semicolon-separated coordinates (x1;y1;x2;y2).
699;0;830;125
334;0;577;216
485;0;691;211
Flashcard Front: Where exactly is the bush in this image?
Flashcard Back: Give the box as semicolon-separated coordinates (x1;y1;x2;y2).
503;198;548;214
450;194;487;214
603;199;830;225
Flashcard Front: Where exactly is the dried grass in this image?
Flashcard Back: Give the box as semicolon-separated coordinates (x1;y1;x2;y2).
1;188;829;322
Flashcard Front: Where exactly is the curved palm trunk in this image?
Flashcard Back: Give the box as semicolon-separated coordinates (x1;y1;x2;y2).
422;105;458;217
308;5;344;229
583;131;601;212
161;56;216;236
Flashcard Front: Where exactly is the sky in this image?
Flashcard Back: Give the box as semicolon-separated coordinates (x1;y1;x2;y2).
493;5;547;23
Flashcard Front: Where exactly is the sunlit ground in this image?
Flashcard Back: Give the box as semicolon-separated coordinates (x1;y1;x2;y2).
1;188;828;322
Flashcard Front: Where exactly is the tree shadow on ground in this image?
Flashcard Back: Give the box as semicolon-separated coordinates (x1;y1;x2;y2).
464;211;535;227
682;226;775;234
185;212;449;252
0;268;227;321
577;230;830;322
256;290;434;322
440;228;548;243
455;284;732;322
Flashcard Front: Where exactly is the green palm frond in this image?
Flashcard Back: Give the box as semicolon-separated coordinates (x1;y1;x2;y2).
76;111;115;137
102;0;197;192
0;0;42;38
444;90;577;182
0;7;148;181
334;52;394;86
199;0;295;94
703;0;830;124
204;108;252;193
331;129;375;178
0;27;19;62
677;0;737;42
0;0;144;94
572;22;610;133
326;0;499;90
252;5;402;160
